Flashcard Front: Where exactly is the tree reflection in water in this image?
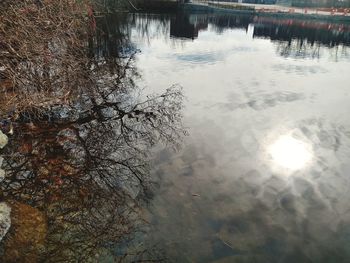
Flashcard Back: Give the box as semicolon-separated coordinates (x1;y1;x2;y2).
0;12;185;263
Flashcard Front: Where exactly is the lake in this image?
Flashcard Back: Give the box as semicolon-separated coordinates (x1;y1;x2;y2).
123;11;350;263
2;8;350;263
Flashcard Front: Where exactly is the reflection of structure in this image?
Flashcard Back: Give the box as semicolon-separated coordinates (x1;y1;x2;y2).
210;13;253;32
170;13;208;39
169;12;350;47
170;13;254;39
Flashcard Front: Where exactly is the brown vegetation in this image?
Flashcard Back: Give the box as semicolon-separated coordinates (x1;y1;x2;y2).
0;0;91;117
3;201;47;263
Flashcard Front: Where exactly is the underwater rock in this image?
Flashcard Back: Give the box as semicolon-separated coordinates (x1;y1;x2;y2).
0;153;5;182
0;130;8;149
0;202;11;242
0;169;5;182
3;201;47;263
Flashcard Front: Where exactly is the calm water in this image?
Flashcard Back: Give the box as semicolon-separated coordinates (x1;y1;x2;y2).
124;12;350;262
2;10;350;263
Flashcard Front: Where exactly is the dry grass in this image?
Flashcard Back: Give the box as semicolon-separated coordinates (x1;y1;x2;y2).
0;0;93;117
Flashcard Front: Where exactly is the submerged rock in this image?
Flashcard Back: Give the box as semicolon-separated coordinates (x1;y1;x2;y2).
3;201;47;263
0;130;8;149
0;157;5;182
0;202;11;242
0;169;5;182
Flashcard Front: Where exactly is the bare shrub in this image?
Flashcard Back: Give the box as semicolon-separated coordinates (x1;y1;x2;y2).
0;0;92;116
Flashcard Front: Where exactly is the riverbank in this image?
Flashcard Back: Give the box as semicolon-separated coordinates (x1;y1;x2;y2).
182;1;350;23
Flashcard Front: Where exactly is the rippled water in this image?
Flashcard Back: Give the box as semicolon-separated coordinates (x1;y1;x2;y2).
123;12;350;262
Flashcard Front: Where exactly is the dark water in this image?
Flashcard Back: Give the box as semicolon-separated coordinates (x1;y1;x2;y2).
123;12;350;263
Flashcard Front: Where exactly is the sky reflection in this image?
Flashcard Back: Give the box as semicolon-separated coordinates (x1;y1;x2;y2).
268;134;313;171
127;12;350;262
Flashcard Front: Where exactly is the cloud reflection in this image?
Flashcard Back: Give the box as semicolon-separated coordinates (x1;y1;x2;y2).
268;135;313;171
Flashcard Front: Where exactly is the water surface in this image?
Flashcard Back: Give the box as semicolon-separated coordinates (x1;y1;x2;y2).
124;11;350;262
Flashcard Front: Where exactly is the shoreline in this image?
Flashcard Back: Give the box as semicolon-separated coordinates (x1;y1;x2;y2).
181;2;350;23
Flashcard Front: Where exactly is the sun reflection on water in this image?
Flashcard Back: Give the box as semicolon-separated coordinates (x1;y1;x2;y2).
268;135;313;171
